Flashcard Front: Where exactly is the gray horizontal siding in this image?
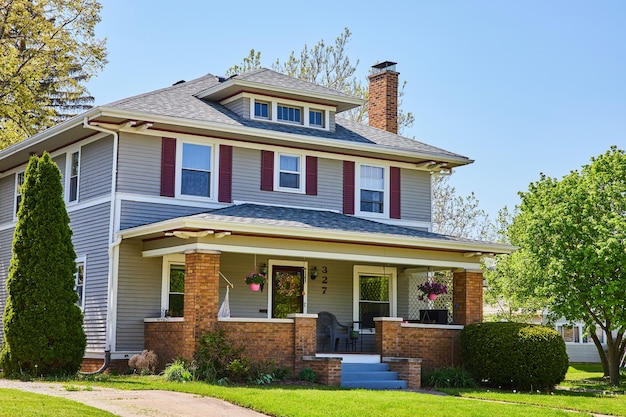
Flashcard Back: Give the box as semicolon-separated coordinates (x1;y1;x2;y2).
0;175;14;224
329;111;336;132
120;200;208;230
70;202;111;351
80;137;113;201
117;133;162;195
0;228;14;342
53;154;65;186
224;98;244;117
242;97;250;118
401;169;431;222
231;148;343;211
116;239;161;351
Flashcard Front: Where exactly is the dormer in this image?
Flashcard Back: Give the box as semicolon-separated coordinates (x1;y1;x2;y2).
194;69;364;132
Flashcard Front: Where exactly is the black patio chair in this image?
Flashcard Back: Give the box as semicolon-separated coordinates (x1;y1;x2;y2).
316;311;353;352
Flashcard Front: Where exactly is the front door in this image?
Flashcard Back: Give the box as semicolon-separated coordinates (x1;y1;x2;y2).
272;265;304;318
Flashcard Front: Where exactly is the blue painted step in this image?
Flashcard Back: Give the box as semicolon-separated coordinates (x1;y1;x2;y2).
341;362;407;390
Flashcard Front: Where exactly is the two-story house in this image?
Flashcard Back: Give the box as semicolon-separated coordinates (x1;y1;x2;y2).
0;61;512;387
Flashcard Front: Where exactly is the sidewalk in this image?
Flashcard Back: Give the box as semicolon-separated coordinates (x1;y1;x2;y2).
0;379;269;417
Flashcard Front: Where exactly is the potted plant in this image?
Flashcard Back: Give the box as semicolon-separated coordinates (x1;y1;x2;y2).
245;270;266;291
418;281;448;301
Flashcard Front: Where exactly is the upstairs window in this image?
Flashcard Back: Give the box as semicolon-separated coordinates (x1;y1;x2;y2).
68;150;80;203
15;171;24;215
277;104;302;124
309;110;323;127
277;154;302;191
254;101;270;119
360;165;385;214
181;143;212;198
75;258;86;309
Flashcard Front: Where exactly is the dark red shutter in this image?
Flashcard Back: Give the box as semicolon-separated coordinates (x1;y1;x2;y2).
218;145;233;203
343;161;355;215
305;156;317;196
261;150;274;191
390;166;401;219
160;137;176;197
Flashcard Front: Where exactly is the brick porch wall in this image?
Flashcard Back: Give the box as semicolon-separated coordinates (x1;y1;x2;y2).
302;357;342;386
453;270;483;325
145;319;185;371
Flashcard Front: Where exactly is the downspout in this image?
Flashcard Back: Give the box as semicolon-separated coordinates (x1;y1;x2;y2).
81;117;122;374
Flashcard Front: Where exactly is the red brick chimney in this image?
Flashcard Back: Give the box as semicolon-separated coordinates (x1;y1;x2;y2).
368;61;399;134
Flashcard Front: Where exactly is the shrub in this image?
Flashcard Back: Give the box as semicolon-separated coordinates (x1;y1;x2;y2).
163;359;192;382
423;367;476;389
461;322;568;390
298;367;317;383
194;326;246;383
128;350;158;375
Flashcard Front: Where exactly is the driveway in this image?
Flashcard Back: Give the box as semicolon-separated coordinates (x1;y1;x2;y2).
0;379;269;417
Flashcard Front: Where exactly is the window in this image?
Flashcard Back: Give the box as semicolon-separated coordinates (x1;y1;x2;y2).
75;258;86;310
353;266;397;329
309;110;323;127
254;101;269;119
168;265;185;317
360;165;385;214
277;154;302;191
15;171;24;215
181;143;212;197
277;104;301;123
68;150;80;203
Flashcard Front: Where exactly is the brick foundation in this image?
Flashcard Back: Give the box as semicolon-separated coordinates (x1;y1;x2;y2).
302;356;342;386
80;357;107;373
145;319;185;371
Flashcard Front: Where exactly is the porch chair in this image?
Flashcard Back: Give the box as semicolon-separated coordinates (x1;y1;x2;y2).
317;311;353;352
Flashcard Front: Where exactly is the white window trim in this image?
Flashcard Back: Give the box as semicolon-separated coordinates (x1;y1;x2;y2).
161;254;186;317
352;265;397;330
65;148;81;205
254;100;270;119
13;171;25;219
75;255;87;310
267;259;309;319
274;152;306;194
247;94;332;131
355;163;390;218
175;139;219;202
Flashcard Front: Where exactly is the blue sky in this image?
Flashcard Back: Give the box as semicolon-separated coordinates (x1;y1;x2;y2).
87;0;626;221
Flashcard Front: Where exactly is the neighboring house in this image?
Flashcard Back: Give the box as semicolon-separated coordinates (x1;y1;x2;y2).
0;61;513;387
554;318;606;363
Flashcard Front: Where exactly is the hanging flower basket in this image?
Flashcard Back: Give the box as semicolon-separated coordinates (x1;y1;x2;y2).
245;270;266;292
418;281;448;301
427;293;438;301
249;283;261;292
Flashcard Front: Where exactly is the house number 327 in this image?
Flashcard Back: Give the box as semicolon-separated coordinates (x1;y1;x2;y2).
321;266;328;294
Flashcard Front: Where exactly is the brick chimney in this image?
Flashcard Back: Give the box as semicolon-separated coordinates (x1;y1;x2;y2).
368;61;399;134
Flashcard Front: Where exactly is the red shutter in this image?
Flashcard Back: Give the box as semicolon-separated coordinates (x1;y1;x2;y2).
160;137;176;197
390;166;401;219
343;161;355;215
261;150;274;191
305;156;317;196
218;145;233;203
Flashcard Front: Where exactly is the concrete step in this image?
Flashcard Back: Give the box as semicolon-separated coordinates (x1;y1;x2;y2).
340;362;406;390
341;379;408;390
341;362;389;372
341;371;399;381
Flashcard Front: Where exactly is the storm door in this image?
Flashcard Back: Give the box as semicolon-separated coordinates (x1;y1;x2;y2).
272;265;304;318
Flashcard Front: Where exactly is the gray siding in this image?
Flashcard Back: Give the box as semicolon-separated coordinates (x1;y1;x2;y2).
397;271;410;320
0;175;14;224
117;133;162;195
53;154;66;186
70;202;111;351
120;201;208;230
231;148;343;211
329;111;336;132
401;169;431;222
224;98;244;117
116;239;161;351
242;97;250;118
80;137;113;201
0;228;13;342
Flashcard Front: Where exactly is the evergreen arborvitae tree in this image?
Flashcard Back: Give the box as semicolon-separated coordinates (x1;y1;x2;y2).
1;152;85;375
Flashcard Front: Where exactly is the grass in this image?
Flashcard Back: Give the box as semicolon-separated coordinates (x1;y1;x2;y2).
0;388;116;417
558;363;626;392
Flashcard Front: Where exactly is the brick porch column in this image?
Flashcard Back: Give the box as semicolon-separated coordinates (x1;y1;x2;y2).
453;269;483;325
181;250;221;359
290;313;318;374
375;317;403;357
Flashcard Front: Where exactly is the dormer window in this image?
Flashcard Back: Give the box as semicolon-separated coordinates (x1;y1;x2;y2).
254;101;270;119
277;104;302;124
309;110;323;127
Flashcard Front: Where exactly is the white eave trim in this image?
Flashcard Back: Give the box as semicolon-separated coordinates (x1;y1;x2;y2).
118;215;515;255
93;107;473;167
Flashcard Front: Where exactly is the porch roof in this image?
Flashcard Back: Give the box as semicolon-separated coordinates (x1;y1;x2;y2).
119;203;515;256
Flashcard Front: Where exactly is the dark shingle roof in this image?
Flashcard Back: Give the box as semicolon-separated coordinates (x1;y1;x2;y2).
103;69;468;161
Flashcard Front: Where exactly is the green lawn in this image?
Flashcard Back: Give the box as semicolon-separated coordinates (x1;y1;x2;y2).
0;388;116;417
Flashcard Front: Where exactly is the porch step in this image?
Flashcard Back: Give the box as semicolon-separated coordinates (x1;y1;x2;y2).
340;362;407;390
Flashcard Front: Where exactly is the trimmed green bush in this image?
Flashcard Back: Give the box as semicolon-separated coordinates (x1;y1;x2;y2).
1;153;85;376
461;322;568;390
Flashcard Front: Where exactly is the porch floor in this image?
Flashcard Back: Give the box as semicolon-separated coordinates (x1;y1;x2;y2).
315;353;380;363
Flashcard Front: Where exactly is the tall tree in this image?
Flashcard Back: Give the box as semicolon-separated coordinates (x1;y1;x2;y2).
0;0;107;149
1;152;85;376
226;28;414;133
507;147;626;385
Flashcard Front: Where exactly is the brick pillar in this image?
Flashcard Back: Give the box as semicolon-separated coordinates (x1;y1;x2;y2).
453;269;483;325
181;250;221;359
290;313;318;374
375;317;403;357
368;63;399;134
